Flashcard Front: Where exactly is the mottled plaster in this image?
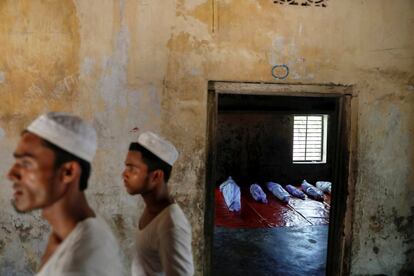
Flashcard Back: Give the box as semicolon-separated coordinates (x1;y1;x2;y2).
0;0;413;275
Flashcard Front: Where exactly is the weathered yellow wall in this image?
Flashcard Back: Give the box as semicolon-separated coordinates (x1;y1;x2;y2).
0;0;413;275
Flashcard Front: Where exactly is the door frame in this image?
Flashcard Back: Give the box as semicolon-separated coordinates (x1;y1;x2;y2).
203;81;358;276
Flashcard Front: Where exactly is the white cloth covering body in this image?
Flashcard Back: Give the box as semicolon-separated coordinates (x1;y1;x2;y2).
36;217;124;276
131;203;194;276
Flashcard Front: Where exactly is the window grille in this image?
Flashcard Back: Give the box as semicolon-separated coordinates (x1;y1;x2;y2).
293;115;328;163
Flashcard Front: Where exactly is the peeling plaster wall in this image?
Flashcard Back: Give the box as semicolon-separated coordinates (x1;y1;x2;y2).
0;0;413;275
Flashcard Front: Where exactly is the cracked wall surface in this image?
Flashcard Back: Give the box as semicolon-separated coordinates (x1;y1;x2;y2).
0;0;413;275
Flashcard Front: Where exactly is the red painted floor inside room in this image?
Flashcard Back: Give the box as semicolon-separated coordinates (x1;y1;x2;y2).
215;186;331;228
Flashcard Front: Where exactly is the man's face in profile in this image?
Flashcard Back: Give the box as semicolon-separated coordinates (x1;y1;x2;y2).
122;151;153;195
8;132;59;213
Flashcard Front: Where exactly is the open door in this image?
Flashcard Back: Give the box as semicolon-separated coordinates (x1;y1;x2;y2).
327;94;354;276
204;82;356;276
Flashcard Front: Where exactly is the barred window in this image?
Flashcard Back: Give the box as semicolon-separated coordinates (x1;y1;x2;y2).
293;115;328;163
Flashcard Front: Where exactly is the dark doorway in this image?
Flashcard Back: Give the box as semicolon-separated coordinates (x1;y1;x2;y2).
204;82;354;276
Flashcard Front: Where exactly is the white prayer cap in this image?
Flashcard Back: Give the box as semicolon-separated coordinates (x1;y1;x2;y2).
137;131;179;166
27;112;97;162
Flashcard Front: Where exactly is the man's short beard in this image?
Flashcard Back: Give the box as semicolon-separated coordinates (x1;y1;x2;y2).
140;175;153;195
10;199;27;214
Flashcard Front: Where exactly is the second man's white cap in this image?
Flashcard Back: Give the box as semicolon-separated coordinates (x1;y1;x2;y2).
137;131;179;166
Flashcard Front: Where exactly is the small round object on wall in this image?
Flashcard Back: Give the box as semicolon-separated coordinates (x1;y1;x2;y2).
271;64;289;80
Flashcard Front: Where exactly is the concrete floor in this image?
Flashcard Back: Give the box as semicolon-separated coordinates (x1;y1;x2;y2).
212;225;328;276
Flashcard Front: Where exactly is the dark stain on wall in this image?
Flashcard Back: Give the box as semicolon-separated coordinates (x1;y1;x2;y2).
113;213;127;240
0;239;5;254
1;225;12;235
369;205;386;233
14;223;33;243
395;206;414;275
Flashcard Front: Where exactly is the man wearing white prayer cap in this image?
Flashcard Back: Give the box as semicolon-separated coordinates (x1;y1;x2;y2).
8;112;124;276
122;131;194;276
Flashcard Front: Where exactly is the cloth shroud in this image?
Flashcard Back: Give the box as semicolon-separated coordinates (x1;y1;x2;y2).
219;177;241;212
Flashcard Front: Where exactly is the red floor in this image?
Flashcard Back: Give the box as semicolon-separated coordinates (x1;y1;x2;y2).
215;186;331;228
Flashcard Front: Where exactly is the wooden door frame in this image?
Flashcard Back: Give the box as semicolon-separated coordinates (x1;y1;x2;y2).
204;81;358;276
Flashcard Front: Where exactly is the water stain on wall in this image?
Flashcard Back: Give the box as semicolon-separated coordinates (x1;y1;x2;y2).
0;0;413;275
0;0;81;272
0;0;80;129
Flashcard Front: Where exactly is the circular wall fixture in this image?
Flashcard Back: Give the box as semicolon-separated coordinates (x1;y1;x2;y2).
271;64;289;80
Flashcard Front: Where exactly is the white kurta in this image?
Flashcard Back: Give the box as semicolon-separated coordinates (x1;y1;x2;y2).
36;217;124;276
131;203;194;276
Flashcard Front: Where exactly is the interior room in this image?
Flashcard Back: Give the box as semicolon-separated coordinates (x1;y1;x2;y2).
211;93;338;275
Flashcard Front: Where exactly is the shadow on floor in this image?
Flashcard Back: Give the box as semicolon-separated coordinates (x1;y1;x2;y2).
212;225;328;276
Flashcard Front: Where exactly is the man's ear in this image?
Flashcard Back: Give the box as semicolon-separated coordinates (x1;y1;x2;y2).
59;161;81;186
150;169;164;183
